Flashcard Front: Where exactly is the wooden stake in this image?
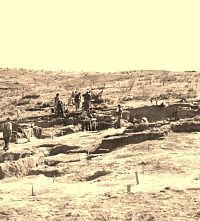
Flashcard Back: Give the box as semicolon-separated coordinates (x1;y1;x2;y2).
127;184;131;193
135;171;139;185
32;185;36;196
53;175;56;183
142;164;145;175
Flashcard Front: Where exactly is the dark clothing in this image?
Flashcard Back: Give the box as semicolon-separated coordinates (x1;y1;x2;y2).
83;101;90;112
54;96;59;115
71;92;75;105
75;93;81;111
56;100;64;118
82;92;91;112
75;93;81;102
33;126;42;138
75;102;80;111
2;121;12;150
81;119;92;131
83;92;91;102
55;96;59;105
3;136;11;150
11;132;18;143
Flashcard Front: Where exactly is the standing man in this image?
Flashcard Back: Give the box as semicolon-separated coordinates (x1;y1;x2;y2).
56;98;65;118
1;117;12;151
82;90;92;112
54;93;60;115
68;91;76;105
114;104;123;128
74;92;81;111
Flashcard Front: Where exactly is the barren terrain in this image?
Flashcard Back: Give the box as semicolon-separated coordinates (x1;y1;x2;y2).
0;68;199;221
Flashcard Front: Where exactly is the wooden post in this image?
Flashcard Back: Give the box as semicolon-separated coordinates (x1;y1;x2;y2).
127;185;131;193
86;149;90;165
142;164;145;175
32;185;36;196
53;175;56;183
135;171;139;185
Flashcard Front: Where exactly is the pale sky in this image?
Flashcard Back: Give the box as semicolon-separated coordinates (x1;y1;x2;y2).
0;0;200;72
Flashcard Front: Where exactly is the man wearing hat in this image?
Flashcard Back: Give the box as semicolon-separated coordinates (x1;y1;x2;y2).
1;117;12;151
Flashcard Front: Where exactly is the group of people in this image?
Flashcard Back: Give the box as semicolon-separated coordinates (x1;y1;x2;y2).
1;90;123;151
54;90;92;118
54;91;123;130
70;90;92;112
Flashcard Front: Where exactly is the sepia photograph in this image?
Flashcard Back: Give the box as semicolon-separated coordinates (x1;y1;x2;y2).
0;0;199;220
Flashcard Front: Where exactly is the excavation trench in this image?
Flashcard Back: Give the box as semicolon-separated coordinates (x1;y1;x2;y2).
128;103;200;123
93;119;200;154
0;118;199;180
28;144;88;177
0;154;44;180
0;151;34;163
0;143;87;179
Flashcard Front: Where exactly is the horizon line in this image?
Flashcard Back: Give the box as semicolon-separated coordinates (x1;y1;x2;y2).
0;65;199;74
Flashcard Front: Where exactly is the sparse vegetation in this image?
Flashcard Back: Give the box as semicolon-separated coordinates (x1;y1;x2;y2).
0;67;200;221
22;93;40;100
12;98;30;106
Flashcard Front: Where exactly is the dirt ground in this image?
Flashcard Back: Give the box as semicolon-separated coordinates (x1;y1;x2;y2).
0;68;200;220
0;130;199;221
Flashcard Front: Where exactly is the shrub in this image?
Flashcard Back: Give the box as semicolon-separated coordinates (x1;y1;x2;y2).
161;75;177;84
22;93;40;99
188;88;196;93
159;93;170;100
16;99;30;106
